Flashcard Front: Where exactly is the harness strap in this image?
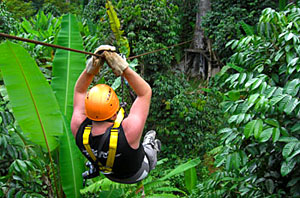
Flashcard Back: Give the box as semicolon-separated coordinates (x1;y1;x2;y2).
83;127;112;172
106;107;125;169
82;107;125;174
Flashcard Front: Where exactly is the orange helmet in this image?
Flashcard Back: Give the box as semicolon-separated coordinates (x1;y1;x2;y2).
85;84;120;121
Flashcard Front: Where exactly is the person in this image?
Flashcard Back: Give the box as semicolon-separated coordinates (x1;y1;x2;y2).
71;45;161;184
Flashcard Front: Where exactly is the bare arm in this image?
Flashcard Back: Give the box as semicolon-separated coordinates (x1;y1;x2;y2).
122;67;152;148
71;69;95;136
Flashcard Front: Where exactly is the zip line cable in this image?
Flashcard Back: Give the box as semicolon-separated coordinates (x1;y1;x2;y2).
0;33;192;60
0;33;100;57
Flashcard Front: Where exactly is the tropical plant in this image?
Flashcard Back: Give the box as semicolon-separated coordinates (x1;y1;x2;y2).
202;4;300;197
201;0;278;63
3;0;35;20
0;2;18;38
82;0;181;76
148;72;223;159
0;86;52;198
0;41;63;197
51;14;86;198
80;158;200;197
16;10;62;69
0;14;86;197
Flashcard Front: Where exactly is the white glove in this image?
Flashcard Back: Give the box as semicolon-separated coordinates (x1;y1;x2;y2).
86;45;116;75
102;51;129;76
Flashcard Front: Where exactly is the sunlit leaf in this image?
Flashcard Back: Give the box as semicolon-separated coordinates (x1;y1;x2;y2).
0;41;62;151
259;128;273;142
51;14;85;198
254;119;263;139
244;120;256;138
281;159;296;176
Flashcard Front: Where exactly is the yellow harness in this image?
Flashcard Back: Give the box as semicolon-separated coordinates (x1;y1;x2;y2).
82;107;125;173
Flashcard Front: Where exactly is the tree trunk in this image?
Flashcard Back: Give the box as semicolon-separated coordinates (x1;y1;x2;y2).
183;0;211;80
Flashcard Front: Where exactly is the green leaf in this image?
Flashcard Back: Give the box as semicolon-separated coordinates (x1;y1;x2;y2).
264;119;279;128
285;32;294;41
227;63;245;72
0;41;62;151
52;14;86;121
51;14;85;198
284;98;299;115
281;159;296;176
231;152;241;169
245;78;258;88
279;95;292;112
278;137;298;142
291;123;300;133
282;142;297;159
160;158;200;181
286;149;300;162
228;115;238;124
272;128;280;142
270;95;285;105
265;179;275;194
238;73;247;85
259;128;273;142
226;90;240;101
240;21;254;36
254;119;263;139
251;78;263;90
59;116;84;198
284;79;300;97
248;93;260;104
244;120;256;138
184;167;197;194
275;50;284;61
111;77;122;90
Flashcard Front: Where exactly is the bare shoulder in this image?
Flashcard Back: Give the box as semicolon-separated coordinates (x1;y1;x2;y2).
122;115;144;149
71;110;86;137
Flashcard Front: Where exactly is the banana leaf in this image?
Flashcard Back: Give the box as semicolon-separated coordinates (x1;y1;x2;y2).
52;14;85;120
59;115;84;198
0;41;62;152
51;14;85;198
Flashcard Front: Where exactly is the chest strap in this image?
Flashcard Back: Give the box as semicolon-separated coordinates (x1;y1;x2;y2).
82;107;125;173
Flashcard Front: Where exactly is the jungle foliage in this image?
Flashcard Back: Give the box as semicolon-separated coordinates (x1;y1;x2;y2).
202;0;278;64
0;0;300;198
196;4;300;197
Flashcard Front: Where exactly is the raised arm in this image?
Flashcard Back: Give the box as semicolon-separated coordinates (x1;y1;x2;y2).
71;45;116;136
71;69;95;136
102;51;152;148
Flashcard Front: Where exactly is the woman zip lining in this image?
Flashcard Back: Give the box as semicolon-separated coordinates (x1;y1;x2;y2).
71;45;161;184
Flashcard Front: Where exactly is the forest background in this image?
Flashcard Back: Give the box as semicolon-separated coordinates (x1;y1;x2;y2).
0;0;300;197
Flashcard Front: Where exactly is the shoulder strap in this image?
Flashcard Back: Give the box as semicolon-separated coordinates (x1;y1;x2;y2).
82;108;125;174
82;127;107;171
106;107;125;170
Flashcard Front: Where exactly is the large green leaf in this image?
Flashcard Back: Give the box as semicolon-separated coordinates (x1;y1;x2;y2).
51;14;85;198
52;14;86;120
184;167;197;194
160;158;201;181
0;41;62;151
59;116;84;198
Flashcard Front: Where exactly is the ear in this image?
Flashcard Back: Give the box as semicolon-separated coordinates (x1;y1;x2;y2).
111;113;118;120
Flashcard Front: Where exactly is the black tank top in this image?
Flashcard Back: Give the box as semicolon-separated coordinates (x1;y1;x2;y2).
76;118;145;179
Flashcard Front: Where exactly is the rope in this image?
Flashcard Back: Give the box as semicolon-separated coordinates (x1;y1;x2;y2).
0;33;101;58
0;33;192;60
